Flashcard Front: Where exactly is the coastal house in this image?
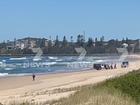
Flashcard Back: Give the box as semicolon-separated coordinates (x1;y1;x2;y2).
18;37;37;48
15;41;25;49
45;40;49;47
134;39;140;53
7;45;14;50
30;40;36;48
6;41;14;50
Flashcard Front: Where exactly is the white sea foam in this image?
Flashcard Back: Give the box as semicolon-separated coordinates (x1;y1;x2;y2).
42;62;57;65
33;58;42;61
4;68;14;71
0;61;6;67
9;73;31;77
48;56;58;60
55;59;63;62
9;57;27;60
2;60;6;62
96;60;104;63
0;61;3;64
0;73;8;77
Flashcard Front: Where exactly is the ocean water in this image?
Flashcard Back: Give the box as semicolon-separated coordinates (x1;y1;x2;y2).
0;55;122;77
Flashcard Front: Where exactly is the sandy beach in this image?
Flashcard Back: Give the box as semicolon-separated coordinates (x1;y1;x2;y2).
0;59;140;104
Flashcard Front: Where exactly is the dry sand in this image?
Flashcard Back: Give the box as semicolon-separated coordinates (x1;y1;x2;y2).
0;59;140;104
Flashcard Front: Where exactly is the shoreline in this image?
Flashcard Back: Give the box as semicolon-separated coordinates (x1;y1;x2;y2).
0;67;92;78
0;69;98;91
0;60;140;104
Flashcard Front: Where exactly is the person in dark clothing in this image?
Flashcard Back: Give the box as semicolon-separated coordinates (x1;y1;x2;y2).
32;73;36;81
111;64;113;69
114;64;117;69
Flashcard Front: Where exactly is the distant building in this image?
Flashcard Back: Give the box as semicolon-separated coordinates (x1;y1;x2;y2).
17;37;37;48
30;40;36;48
5;41;14;50
15;41;25;49
134;39;140;53
45;40;48;47
7;45;14;50
103;42;108;46
16;37;49;49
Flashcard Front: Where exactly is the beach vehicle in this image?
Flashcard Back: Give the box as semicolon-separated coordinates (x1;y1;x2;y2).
121;61;129;68
93;63;114;70
93;64;102;70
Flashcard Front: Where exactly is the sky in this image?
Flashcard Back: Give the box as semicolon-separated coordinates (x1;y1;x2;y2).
0;0;140;42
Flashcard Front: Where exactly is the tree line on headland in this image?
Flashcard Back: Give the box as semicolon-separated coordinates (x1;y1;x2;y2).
0;35;140;56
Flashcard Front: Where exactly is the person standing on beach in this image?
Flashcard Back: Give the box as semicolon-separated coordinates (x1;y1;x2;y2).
114;64;117;69
32;73;36;81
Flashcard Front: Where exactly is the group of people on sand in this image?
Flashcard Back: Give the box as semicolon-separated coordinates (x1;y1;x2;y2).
103;63;117;70
93;63;117;70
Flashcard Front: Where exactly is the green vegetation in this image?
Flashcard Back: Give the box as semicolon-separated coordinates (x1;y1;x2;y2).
49;70;140;105
103;70;140;103
1;36;140;56
51;87;137;105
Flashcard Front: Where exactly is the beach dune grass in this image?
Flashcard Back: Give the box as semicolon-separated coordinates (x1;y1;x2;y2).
49;70;140;105
104;70;140;103
50;86;137;105
4;88;137;105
